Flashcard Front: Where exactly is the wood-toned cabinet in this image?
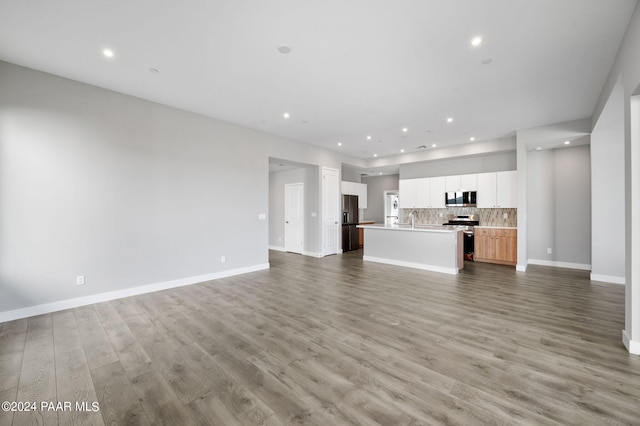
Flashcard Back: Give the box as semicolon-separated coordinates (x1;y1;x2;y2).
475;227;517;266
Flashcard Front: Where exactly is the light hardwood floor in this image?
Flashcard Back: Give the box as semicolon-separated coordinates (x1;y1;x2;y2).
1;250;639;425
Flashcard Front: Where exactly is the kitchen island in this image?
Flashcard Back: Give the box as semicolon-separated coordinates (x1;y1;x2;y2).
356;223;464;275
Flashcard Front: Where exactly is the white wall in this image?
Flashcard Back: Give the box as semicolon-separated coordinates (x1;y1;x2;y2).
399;152;516;179
591;1;640;354
361;174;400;223
0;61;359;319
591;79;626;282
527;145;591;268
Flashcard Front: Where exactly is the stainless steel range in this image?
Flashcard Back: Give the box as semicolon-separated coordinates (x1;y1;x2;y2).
443;215;479;261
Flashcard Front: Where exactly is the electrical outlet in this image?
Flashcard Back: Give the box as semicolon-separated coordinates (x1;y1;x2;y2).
503;213;508;219
439;213;443;217
76;275;85;286
278;237;282;242
258;213;266;220
547;248;552;254
220;256;226;263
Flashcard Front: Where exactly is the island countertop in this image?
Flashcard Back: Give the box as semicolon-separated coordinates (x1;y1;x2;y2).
358;224;464;274
357;223;464;233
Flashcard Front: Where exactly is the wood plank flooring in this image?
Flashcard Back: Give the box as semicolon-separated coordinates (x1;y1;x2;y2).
1;250;639;425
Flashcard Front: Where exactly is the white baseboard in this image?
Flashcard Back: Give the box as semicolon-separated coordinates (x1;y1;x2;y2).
0;263;270;323
528;259;591;271
302;251;324;258
622;330;640;355
269;245;323;258
363;255;458;275
590;273;626;285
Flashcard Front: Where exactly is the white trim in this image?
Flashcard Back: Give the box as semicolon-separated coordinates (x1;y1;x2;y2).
528;259;591;271
270;245;322;258
516;264;528;272
622;330;640;355
590;273;626;285
363;255;458;275
302;250;324;258
0;263;270;323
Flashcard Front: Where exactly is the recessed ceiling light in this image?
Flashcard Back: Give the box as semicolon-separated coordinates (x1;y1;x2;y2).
102;49;114;58
536;147;542;151
283;112;290;119
337;142;342;146
471;36;483;47
402;128;408;133
277;44;292;54
432;144;437;148
564;140;571;145
367;135;372;140
400;149;405;153
373;153;378;157
447;117;453;123
379;172;382;175
470;137;475;141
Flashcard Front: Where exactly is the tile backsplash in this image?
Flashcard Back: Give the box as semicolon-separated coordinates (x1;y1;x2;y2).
400;207;517;227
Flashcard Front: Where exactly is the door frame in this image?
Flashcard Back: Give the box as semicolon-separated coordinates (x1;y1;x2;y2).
322;167;340;256
384;189;399;225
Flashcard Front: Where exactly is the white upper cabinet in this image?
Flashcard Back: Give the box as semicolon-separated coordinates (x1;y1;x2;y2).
445;174;478;192
496;170;516;208
460;174;478;191
341;181;368;208
429;176;446;208
477;171;516;208
445;175;461;192
477;173;497;208
399;177;444;209
399;178;423;208
401;171;515;209
356;183;368;209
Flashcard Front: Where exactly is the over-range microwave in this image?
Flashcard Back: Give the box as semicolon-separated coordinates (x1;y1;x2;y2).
445;191;477;207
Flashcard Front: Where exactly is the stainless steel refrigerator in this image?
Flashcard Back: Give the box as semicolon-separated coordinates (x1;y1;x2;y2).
342;194;359;252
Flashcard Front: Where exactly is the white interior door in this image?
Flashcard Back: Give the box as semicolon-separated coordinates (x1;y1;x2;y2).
322;167;339;255
285;183;304;254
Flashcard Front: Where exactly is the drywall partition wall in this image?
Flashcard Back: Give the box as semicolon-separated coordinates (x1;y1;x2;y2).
268;166;320;255
341;165;362;183
361;174;400;222
527;145;591;269
592;2;640;353
0;61;269;317
591;79;626;283
399;152;516;179
0;61;361;320
527;150;555;261
554;145;591;266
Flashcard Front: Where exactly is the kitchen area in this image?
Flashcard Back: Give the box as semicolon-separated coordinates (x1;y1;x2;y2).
344;167;518;275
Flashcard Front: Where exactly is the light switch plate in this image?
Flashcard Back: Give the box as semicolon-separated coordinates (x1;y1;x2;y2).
258;213;266;220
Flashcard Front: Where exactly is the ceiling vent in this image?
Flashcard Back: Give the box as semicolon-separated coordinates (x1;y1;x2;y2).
416;145;428;149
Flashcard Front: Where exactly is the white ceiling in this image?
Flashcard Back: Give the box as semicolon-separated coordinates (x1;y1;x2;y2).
0;0;636;160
